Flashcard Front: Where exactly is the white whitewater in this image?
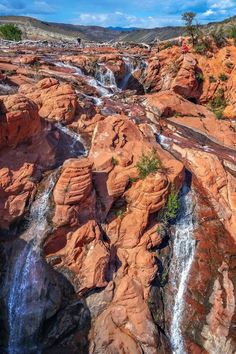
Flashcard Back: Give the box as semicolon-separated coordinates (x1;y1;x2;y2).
169;183;196;354
55;61;84;76
55;122;87;156
7;175;56;354
120;57;135;89
55;61;112;97
96;63;119;92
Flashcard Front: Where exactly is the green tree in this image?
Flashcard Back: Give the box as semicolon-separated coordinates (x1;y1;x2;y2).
182;12;198;45
0;24;22;41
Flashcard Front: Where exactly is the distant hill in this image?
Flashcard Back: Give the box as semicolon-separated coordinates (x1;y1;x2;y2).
117;15;236;43
0;15;235;43
117;26;184;43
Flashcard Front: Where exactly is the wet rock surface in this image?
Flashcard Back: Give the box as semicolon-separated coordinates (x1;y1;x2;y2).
0;39;235;354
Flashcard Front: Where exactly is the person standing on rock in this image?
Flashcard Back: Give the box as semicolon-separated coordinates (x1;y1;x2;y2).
77;37;82;47
182;41;189;54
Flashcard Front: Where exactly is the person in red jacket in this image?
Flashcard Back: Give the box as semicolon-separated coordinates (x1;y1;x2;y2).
182;41;189;54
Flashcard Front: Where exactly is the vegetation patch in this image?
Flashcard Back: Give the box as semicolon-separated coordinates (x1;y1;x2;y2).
219;73;228;82
163;189;179;223
0;24;22;41
136;149;162;179
129;177;138;183
160;41;173;50
209;88;227;119
116;208;126;220
209;75;217;83
32;60;41;72
195;71;204;83
194;42;207;55
230;26;236;46
111;156;118;166
211;28;226;48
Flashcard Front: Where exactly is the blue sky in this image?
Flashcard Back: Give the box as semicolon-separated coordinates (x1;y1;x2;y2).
0;0;235;28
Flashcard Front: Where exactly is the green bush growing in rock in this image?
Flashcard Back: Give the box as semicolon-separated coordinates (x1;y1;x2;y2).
196;71;204;83
209;75;217;83
194;42;207;54
111;156;118;166
160;41;173;51
209;88;227;119
116;208;125;219
32;60;40;72
136;149;162;179
230;26;236;46
219;73;228;81
0;24;22;41
211;28;226;48
164;190;179;222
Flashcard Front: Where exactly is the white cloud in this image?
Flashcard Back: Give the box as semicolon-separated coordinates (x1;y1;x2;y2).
202;9;215;17
210;0;234;10
74;12;182;28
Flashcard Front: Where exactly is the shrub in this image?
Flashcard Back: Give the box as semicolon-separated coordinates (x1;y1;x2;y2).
211;28;226;48
136;149;162;179
164;190;179;222
111;156;118;166
214;110;224;120
209;75;217;83
194;43;207;54
116;208;125;219
129;177;138;183
209;88;227;119
32;60;40;72
196;71;204;83
219;73;228;81
4;69;16;76
230;26;236;46
0;24;22;41
161;41;173;50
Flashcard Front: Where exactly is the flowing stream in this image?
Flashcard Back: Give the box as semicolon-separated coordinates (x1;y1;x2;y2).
169;182;196;354
7;174;56;354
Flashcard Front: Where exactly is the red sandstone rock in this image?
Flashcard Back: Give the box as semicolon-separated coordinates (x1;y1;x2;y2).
0;94;41;148
19;78;77;123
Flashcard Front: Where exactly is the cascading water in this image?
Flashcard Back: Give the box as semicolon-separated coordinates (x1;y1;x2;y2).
120;57;135;89
55;61;84;76
96;63;118;91
55;61;111;97
7;174;56;354
55;122;87;156
169;181;196;354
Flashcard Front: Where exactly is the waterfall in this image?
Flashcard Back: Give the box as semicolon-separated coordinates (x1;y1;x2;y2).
120;57;135;89
55;61;84;76
7;174;56;354
55;61;111;97
169;182;196;354
55;122;87;156
96;63;118;91
156;133;172;150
